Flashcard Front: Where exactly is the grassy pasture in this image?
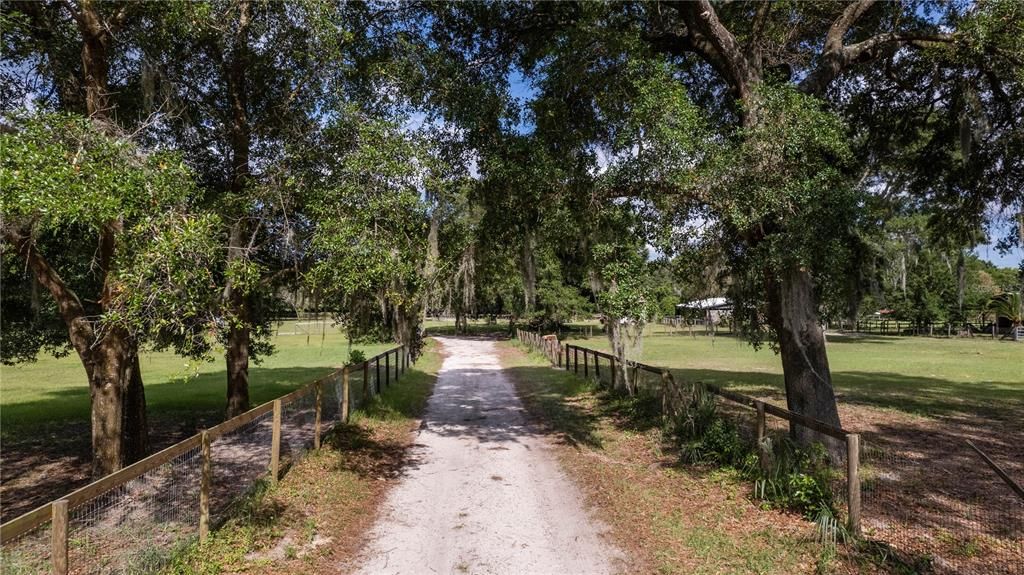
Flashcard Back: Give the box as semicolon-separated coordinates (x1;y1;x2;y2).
564;324;1024;422
0;320;395;436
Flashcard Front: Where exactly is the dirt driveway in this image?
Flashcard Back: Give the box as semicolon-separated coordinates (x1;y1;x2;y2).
352;336;625;575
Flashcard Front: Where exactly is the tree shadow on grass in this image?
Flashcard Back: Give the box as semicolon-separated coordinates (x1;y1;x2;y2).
510;355;1022;570
1;366;336;430
503;365;607;450
322;422;424;481
503;364;667;453
425;325;513;338
662;367;1023;568
0;366;338;522
668;367;1023;422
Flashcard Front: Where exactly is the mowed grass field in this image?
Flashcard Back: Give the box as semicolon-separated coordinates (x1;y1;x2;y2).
0;320;395;437
564;323;1024;422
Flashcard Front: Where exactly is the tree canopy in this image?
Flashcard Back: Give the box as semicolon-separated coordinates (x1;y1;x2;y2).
2;0;1021;471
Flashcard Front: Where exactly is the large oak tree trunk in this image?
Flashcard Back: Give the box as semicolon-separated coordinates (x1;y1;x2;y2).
225;322;251;417
222;0;254;419
766;268;843;452
5;226;148;476
87;327;146;476
224;221;252;418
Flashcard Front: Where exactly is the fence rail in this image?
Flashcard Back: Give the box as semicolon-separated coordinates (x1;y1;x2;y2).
1;344;412;574
517;328;863;537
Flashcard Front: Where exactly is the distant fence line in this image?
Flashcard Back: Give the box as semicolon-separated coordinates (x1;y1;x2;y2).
1;345;413;575
515;328;1024;575
655;316;1022;340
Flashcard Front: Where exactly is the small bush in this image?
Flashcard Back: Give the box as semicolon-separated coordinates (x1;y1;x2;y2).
667;388;836;519
347;349;367;365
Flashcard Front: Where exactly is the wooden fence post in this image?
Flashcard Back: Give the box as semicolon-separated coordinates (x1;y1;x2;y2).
847;433;861;536
593;352;600;381
660;370;671;415
314;381;322;450
395;348;400;379
754;401;768;471
270;399;282;484
573;346;578;373
557;343;563;368
610;357;616;389
52;500;68;575
385;352;391;388
755;401;766;444
583;348;589;378
341;366;351;423
376;357;381;394
362;361;369;398
200;430;211;542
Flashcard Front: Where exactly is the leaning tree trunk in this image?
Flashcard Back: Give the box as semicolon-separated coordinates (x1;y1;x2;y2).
766;267;843;454
606;317;631;394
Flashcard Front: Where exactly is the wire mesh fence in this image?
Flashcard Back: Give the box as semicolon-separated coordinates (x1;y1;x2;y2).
0;519;51;574
0;345;409;575
281;387;318;465
852;447;1024;574
517;329;1023;575
209;409;274;522
66;446;202;575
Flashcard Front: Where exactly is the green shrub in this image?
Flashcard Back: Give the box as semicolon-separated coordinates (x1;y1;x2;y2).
347;349;367;365
667;388;836;519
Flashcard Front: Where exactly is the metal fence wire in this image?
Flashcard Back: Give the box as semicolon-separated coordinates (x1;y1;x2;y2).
0;520;51;574
209;409;274;521
66;446;202;575
282;387;318;464
1;345;410;575
852;447;1024;574
516;329;1024;575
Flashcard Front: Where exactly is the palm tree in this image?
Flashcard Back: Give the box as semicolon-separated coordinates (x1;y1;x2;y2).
987;292;1023;341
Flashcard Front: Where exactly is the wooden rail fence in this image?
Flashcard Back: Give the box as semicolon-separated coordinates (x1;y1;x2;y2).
515;328;862;535
1;345;411;575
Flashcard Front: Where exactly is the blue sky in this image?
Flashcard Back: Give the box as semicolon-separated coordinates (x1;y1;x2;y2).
974;242;1022;268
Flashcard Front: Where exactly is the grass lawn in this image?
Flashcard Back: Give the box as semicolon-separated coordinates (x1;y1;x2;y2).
564;328;1024;422
0;320;396;435
422;317;513;337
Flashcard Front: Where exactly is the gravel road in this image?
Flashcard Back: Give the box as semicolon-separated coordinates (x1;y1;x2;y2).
353;336;624;575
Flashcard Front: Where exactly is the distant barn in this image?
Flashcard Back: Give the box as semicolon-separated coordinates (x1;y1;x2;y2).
676;297;732;325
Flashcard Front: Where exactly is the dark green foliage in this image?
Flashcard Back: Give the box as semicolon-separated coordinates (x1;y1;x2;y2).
0;112;218;361
346;349;367;366
670;388;836;519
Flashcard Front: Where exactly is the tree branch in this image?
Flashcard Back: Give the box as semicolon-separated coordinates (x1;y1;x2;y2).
675;0;750;94
747;0;772;61
801;0;953;97
825;0;877;54
2;224;96;361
